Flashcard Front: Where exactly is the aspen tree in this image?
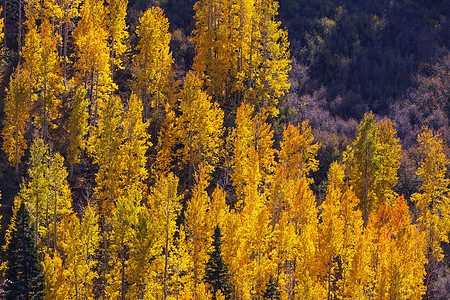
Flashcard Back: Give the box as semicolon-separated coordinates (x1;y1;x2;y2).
344;113;401;223
61;205;100;299
134;6;173;120
46;153;73;253
67;87;89;169
278;122;319;181
192;0;241;105
152;103;177;177
184;166;214;299
25;139;50;247
105;187;139;300
368;197;426;299
233;148;271;299
192;0;291;116
89;94;123;214
120;93;150;191
1;67;30;175
73;0;113;125
33;19;63;143
57;0;82;80
411;127;450;297
147;173;182;299
230;102;275;205
127;204;160;299
43;252;67;300
176;71;224;181
106;0;128;79
317;162;364;299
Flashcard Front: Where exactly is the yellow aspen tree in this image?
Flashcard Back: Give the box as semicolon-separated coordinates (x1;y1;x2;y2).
105;187;139;300
344;113;401;223
134;6;173;120
34;19;63;143
21;7;62;143
278;122;320;181
317;162;365;299
184;166;214;299
411;127;450;297
120;93;150;190
169;227;192;299
232;148;271;299
346;222;373;299
374;118;402;205
269;122;322;298
1;67;30;175
176;71;224;181
126;204;160;299
317;162;345;299
46;153;73;253
43;252;68;300
89;94;123;214
146;173;182;299
0;6;3;52
368;197;426;299
152;103;177;177
24;139;50;248
210;186;230;229
73;0;113;126
192;0;290;115
192;0;241;106
244;0;291;116
268;122;320;299
67;87;89;170
230;102;275;206
286;176;323;299
57;0;82;80
61;204;100;299
229;102;254;202
106;0;128;79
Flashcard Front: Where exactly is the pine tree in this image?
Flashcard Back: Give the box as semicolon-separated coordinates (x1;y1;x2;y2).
4;202;45;300
204;226;234;300
262;276;280;299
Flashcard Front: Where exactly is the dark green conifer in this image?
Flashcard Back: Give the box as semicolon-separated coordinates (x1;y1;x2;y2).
262;275;281;299
3;202;45;300
204;225;234;299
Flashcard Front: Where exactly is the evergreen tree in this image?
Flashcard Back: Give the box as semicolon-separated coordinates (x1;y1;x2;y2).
262;276;280;299
204;225;234;300
4;202;45;300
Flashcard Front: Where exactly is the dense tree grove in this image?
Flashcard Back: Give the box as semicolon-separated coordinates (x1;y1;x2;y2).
0;0;449;299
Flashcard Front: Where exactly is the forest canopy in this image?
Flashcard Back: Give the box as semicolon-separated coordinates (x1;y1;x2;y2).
0;0;449;299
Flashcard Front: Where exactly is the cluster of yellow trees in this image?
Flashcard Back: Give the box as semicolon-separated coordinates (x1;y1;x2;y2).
0;0;449;299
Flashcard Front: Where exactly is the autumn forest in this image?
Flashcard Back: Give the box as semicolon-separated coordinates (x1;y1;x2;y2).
0;0;448;299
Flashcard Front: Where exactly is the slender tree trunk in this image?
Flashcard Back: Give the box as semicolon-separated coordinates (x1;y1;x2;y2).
18;0;22;57
3;0;5;50
121;238;126;300
163;198;170;300
46;190;50;254
35;194;39;246
63;22;68;81
43;80;48;144
53;181;58;251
